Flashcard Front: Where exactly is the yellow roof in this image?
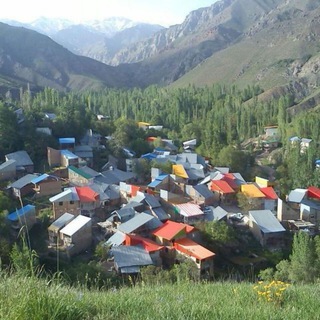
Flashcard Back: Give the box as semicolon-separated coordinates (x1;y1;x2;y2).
138;121;151;127
172;164;189;179
241;184;266;198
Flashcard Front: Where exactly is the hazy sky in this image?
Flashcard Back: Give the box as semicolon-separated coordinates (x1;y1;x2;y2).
0;0;218;26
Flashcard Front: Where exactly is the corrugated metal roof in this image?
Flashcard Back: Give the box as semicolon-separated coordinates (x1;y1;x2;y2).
68;165;92;179
307;186;320;200
211;206;228;221
60;215;91;236
193;184;214;199
260;187;278;200
126;234;163;252
176;203;204;217
148;180;162;188
211;180;235;194
7;205;35;221
152;220;187;240
48;213;75;232
241;184;266;198
174;238;215;260
144;194;161;208
5;150;33;167
0;159;16;170
172;164;189;179
186;168;205;181
152;207;169;221
9;174;38;189
117;212;154;234
288;189;307;203
112;246;153;271
61;150;78;160
106;231;126;247
31;173;52;184
59;137;75;144
75;186;99;202
249;210;285;233
49;187;80;203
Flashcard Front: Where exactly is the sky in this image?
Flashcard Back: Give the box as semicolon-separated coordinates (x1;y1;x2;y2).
0;0;217;27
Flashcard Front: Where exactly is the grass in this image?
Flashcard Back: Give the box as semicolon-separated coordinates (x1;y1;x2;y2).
1;272;320;320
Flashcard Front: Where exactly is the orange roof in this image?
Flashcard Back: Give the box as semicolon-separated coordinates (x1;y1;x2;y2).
211;180;235;194
260;187;278;200
241;184;265;198
146;136;157;142
174;237;215;260
125;234;163;252
130;185;140;197
307;186;320;200
75;186;99;202
172;164;189;179
152;220;191;241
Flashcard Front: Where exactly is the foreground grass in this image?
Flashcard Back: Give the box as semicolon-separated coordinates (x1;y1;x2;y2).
1;273;320;320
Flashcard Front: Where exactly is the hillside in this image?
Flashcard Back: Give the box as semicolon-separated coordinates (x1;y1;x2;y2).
0;23;138;92
1;273;319;320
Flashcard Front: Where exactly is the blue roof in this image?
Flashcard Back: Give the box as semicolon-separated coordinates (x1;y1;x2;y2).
59;137;75;144
61;150;78;160
31;173;50;184
141;153;157;160
7;205;35;221
148;180;162;188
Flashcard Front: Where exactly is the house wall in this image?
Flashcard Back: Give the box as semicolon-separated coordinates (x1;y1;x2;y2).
12;184;34;198
10;207;36;231
80;201;99;217
300;204;320;226
47;147;61;167
61;156;78;168
277;199;299;221
68;171;92;187
0;164;16;181
248;219;263;246
66;221;92;256
34;180;62;197
53;201;81;220
264;199;276;212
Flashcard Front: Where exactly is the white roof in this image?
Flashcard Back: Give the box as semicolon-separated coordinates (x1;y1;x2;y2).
60;215;91;236
249;210;285;233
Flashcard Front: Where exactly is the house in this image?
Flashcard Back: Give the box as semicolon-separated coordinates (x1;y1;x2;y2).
74;145;94;167
59;215;92;256
8;174;38;198
80;129;101;148
36;127;52;136
148;174;170;192
59;137;75;150
31;174;62;197
277;198;300;222
152;220;195;246
68;165;94;186
99;168;136;185
48;212;75;245
204;206;228;222
264;126;278;137
119;182;140;201
255;177;274;188
183;139;197;151
300;138;312;153
111;245;154;275
7;205;36;232
210;180;235;204
125;234;164;266
300;199;320;227
61;150;79;167
117;212;155;234
260;187;278;212
185;184;215;206
174;203;204;225
287;188;307;210
240;184;266;210
109;207;136;225
5;150;34;174
44;112;57;121
248;210;286;247
75;186;99;217
49;187;80;219
173;237;215;277
0;159;16;181
90;182;121;212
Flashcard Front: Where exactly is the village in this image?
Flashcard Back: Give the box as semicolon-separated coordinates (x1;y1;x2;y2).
1;112;319;280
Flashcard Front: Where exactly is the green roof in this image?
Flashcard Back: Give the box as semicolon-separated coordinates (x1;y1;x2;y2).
68;165;92;179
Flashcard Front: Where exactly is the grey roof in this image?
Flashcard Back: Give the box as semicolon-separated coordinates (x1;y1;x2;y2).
49;187;80;202
194;184;214;199
214;167;230;174
249;210;285;234
186;168;205;180
288;189;307;203
179;153;206;166
152;207;169;221
9;174;38;189
0;159;16;171
74;146;93;159
90;182;120;201
99;169;135;185
122;201;145;210
48;213;75;232
115;207;136;221
5;150;33;167
145;210;164;229
111;245;153;271
106;231;126;247
79;166;99;177
117;212;154;234
144;194;161;208
301;199;320;210
211;206;228;221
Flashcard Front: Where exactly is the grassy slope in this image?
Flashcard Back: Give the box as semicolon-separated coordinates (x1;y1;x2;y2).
1;273;320;320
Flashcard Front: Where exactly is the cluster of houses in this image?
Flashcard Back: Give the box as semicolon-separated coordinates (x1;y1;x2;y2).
2;116;320;278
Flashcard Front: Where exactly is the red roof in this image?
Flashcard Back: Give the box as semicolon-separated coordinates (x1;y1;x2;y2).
75;186;99;202
211;180;235;194
260;187;278;200
152;220;193;241
146;137;157;142
130;185;140;197
174;237;215;260
221;174;239;189
307;186;320;200
125;234;163;252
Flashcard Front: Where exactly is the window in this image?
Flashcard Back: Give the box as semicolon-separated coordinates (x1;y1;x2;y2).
58;202;63;206
70;201;74;205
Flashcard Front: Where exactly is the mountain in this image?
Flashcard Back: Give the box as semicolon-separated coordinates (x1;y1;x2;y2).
0;22;137;93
